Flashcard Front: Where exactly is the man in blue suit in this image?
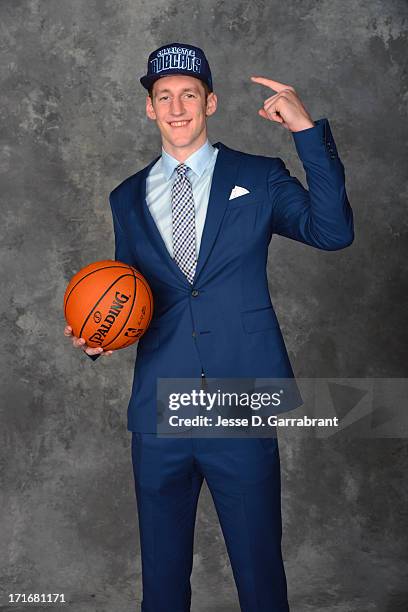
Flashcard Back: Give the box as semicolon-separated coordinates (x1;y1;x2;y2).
65;42;353;611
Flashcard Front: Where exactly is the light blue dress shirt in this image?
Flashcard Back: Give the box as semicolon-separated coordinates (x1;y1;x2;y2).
145;138;219;258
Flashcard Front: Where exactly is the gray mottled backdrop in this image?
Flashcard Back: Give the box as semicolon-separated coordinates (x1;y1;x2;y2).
1;1;407;611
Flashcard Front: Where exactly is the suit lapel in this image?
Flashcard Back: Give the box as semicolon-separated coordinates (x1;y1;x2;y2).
193;142;238;282
135;155;191;287
133;141;238;287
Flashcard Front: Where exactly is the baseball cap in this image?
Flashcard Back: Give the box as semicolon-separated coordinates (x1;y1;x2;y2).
140;42;213;93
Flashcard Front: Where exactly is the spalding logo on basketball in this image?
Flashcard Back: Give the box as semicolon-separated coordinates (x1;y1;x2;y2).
63;260;153;351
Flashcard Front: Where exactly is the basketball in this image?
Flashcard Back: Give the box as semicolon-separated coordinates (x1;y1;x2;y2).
63;260;153;351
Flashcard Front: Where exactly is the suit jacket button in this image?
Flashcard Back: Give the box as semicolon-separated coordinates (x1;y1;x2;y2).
192;331;197;337
191;289;199;297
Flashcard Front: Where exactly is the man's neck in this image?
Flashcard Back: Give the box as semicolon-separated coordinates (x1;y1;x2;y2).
162;135;208;163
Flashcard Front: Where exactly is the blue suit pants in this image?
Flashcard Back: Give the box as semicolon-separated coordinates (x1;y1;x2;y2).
131;433;290;612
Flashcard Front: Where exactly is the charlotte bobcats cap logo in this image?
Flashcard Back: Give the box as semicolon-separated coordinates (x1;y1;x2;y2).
140;42;213;93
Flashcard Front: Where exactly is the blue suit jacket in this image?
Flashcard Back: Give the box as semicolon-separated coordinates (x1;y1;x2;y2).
92;118;354;432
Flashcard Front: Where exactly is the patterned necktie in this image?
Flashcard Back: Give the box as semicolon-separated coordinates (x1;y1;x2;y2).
171;163;197;283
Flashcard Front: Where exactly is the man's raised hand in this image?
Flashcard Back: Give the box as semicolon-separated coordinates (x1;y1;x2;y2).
250;76;315;132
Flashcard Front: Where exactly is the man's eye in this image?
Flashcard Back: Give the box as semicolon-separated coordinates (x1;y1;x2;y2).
159;94;195;101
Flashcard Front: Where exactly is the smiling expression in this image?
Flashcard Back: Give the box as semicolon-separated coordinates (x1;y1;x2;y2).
146;74;217;160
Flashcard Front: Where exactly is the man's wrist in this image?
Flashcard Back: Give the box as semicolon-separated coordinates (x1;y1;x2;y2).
290;120;316;133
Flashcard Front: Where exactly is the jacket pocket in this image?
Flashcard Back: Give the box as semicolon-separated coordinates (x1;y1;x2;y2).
138;326;160;350
227;188;265;209
241;306;279;333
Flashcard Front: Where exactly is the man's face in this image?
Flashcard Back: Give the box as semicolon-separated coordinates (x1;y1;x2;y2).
145;75;217;153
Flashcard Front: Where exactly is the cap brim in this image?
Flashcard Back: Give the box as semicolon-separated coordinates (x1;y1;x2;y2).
140;71;211;92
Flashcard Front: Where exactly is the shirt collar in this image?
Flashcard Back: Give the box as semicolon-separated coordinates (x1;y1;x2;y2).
161;139;216;182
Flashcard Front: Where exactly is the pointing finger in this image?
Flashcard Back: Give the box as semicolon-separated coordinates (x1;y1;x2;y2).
250;76;295;93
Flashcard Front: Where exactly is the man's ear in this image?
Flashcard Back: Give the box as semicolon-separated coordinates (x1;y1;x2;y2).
206;92;217;117
146;95;156;121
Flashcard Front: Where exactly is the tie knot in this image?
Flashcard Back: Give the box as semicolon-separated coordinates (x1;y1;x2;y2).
176;163;188;176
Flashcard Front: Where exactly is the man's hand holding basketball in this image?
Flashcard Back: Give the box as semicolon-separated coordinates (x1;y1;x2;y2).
250;76;315;132
64;325;114;357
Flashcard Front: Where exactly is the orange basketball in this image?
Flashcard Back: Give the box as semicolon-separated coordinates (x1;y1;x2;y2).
63;260;153;351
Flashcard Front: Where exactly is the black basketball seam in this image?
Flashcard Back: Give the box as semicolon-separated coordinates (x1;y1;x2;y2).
64;264;133;320
106;270;154;347
79;273;135;339
135;274;154;332
102;268;138;349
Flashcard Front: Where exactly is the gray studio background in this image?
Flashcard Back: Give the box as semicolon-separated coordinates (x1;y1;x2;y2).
1;1;407;611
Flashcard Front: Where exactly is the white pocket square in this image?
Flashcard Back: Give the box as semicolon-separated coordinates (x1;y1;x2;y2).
229;185;250;200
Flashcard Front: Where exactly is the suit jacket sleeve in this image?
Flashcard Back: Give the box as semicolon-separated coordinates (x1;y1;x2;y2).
267;117;354;250
87;191;133;362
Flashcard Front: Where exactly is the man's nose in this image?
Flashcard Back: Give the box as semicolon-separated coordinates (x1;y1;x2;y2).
170;97;186;115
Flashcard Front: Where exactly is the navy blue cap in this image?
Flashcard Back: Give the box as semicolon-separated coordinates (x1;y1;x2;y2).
140;42;213;93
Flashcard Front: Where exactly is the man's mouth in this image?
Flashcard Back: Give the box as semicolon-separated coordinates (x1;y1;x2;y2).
168;120;191;128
